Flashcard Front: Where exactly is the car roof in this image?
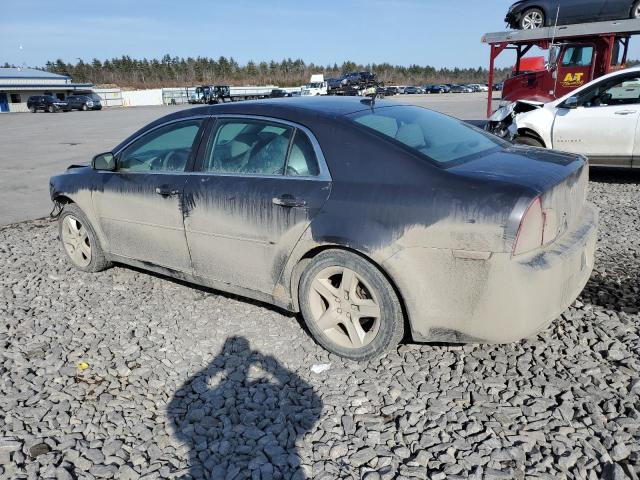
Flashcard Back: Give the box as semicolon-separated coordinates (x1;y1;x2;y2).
171;97;412;122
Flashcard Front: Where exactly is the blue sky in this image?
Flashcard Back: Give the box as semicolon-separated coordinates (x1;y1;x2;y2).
1;0;638;69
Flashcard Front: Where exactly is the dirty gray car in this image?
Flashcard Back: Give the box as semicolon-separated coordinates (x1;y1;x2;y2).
49;97;598;360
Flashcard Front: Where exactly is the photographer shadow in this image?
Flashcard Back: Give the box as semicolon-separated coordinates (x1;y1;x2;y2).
167;336;322;479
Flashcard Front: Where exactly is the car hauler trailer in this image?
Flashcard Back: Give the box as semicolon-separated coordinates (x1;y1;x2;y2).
482;18;640;119
189;85;276;104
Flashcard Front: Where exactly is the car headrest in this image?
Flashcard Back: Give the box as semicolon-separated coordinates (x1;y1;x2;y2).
395;124;425;148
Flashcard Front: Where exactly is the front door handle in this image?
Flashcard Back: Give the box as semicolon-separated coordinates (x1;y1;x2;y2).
615;110;637;115
155;186;180;197
272;195;306;208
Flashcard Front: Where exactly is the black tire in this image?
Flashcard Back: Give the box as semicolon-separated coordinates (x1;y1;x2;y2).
632;0;640;18
48;105;55;113
514;135;545;148
58;203;111;273
519;8;545;29
82;103;88;111
299;250;404;361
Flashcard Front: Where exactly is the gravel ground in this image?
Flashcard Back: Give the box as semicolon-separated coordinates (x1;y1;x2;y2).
1;170;639;480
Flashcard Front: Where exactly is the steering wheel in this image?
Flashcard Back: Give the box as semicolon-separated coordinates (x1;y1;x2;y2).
285;165;300;176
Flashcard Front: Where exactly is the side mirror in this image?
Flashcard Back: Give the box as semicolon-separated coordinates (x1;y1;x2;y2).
562;96;579;109
92;152;116;171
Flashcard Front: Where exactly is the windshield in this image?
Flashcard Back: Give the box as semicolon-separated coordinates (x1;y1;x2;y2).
347;105;506;165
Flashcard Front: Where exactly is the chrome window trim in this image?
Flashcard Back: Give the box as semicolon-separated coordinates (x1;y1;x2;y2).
201;114;332;181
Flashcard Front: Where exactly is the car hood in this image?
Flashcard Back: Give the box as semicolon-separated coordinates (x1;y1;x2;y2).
447;145;585;194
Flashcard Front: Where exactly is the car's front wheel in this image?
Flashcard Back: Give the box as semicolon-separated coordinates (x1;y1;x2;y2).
59;204;111;273
519;8;545;29
632;0;640;18
514;134;545;148
299;250;404;360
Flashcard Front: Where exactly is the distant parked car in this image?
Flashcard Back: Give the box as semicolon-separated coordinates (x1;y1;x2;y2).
270;89;291;98
450;85;473;93
397;86;407;94
384;86;399;96
404;86;420;94
506;0;640;30
427;85;449;94
468;84;489;92
27;95;70;113
493;82;504;91
66;94;103;111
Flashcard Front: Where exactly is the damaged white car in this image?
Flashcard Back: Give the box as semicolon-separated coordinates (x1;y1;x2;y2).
486;67;640;168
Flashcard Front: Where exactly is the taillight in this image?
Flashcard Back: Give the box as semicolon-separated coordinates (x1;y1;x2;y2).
513;197;544;256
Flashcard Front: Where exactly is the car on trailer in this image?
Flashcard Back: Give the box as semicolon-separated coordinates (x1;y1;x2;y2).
506;0;640;30
49;97;597;360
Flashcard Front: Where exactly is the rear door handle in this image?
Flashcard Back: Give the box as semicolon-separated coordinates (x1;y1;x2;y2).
615;110;637;115
272;195;306;208
155;186;180;197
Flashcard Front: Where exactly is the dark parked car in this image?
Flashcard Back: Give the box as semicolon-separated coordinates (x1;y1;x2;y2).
66;94;103;111
27;95;70;113
270;89;291;98
50;97;596;360
425;85;441;94
404;86;420;94
450;85;473;93
507;0;640;29
384;86;399;95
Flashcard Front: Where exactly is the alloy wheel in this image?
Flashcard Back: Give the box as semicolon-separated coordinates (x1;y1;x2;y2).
308;266;382;349
61;215;92;267
521;10;544;29
633;4;640;18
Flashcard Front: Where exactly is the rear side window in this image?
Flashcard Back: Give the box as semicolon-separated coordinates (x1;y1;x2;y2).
348;106;505;165
202;119;321;177
204;120;293;175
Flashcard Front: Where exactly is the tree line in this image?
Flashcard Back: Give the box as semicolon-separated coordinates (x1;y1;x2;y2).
26;55;512;89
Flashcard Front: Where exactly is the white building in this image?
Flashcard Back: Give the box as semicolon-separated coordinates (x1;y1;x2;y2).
0;67;93;113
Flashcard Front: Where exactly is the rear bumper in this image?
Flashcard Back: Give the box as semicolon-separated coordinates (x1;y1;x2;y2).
384;203;598;343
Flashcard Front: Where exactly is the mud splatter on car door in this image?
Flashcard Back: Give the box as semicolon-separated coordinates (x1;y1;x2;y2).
182;118;331;294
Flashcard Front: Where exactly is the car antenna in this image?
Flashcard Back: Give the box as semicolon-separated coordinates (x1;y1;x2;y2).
550;4;561;96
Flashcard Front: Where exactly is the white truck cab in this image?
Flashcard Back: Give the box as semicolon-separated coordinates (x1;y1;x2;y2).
301;74;328;96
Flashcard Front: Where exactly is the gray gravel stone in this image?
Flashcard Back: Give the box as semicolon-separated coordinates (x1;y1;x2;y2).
1;172;639;479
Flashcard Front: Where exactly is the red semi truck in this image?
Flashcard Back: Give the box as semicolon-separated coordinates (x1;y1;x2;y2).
483;18;640;137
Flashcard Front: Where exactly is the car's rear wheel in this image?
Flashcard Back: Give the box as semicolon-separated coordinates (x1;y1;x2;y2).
632;0;640;18
29;106;36;113
519;8;545;29
48;105;55;113
514;134;545;148
299;250;403;360
82;104;88;111
59;204;111;273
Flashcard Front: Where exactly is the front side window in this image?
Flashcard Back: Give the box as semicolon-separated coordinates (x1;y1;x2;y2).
204;120;293;175
118;119;203;173
348;105;505;165
579;74;640;107
561;46;594;67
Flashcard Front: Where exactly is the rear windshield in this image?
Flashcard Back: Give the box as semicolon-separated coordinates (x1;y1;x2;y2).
347;105;505;165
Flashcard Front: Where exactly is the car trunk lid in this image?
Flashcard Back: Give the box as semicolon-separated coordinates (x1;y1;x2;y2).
448;145;589;245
